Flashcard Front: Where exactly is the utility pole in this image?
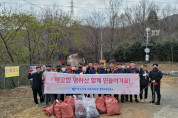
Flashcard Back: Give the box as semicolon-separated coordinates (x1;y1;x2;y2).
71;0;74;15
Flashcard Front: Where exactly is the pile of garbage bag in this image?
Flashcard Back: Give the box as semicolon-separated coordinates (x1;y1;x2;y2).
43;94;120;118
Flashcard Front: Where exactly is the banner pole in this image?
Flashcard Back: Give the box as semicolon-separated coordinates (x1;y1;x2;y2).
4;76;5;89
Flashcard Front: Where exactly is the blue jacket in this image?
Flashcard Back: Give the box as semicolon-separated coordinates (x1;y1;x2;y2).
114;68;125;73
89;69;102;74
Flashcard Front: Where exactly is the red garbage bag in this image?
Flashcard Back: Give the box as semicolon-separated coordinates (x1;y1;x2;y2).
95;94;106;114
60;102;74;118
105;95;121;116
54;100;62;118
43;100;56;116
64;96;70;103
67;97;75;110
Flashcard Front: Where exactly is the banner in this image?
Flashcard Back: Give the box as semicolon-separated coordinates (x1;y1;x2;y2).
5;66;19;78
44;72;140;94
30;66;37;74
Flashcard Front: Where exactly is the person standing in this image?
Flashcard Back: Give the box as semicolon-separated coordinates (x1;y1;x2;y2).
139;65;149;103
114;63;125;103
99;62;105;74
75;63;83;74
109;62;115;73
28;67;44;107
126;61;139;103
86;62;93;74
149;64;163;105
43;65;55;107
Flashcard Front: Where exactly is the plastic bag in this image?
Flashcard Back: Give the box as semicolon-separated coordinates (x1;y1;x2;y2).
105;95;121;116
74;95;86;118
83;94;100;118
60;102;75;118
54;100;62;118
43;100;56;116
95;94;106;114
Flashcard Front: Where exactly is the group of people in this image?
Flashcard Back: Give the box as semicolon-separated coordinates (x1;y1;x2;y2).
28;61;163;108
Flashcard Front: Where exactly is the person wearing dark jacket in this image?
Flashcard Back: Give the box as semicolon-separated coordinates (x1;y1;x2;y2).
89;63;102;97
28;66;44;107
86;62;93;74
126;61;140;103
149;64;163;105
114;63;125;103
89;63;102;74
99;62;105;74
75;63;83;74
139;65;149;103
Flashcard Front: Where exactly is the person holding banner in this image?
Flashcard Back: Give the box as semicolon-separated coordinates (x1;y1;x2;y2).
109;62;115;73
86;62;93;74
43;65;55;107
114;63;125;103
89;63;102;74
126;61;139;103
28;66;44;107
75;63;83;74
99;62;105;74
149;64;163;105
139;65;149;103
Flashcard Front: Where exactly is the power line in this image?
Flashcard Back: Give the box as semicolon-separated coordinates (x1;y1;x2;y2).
22;0;46;10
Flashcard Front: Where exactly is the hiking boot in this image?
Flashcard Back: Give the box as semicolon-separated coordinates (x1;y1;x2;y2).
135;99;139;103
150;101;155;103
130;99;133;102
155;102;160;105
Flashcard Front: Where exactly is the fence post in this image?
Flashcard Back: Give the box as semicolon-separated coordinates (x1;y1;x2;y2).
4;68;6;89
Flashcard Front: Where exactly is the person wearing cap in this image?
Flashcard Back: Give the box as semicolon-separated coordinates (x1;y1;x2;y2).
139;64;149;103
149;64;162;105
126;61;139;103
56;65;62;72
57;65;70;101
66;64;72;73
99;62;105;74
114;63;125;103
104;66;112;74
28;66;44;107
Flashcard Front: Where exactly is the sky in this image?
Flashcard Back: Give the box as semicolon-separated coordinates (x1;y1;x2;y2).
0;0;178;18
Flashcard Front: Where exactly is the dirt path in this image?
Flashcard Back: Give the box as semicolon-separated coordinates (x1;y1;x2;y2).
0;76;177;118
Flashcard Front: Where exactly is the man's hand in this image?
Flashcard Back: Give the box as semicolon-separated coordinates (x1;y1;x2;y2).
146;74;149;76
152;80;156;83
29;70;33;74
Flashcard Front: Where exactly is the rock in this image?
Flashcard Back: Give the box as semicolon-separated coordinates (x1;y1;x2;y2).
170;71;178;77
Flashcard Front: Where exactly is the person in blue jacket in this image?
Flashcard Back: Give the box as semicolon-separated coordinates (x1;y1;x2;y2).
114;63;125;103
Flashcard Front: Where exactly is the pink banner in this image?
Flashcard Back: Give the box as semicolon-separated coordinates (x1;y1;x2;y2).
44;72;140;94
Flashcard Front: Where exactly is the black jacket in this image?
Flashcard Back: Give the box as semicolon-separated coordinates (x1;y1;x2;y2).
139;70;149;86
99;68;105;74
126;67;139;73
114;68;125;73
149;68;163;84
28;72;43;89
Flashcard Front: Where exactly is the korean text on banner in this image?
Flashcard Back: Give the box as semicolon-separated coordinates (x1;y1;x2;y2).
5;66;19;78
